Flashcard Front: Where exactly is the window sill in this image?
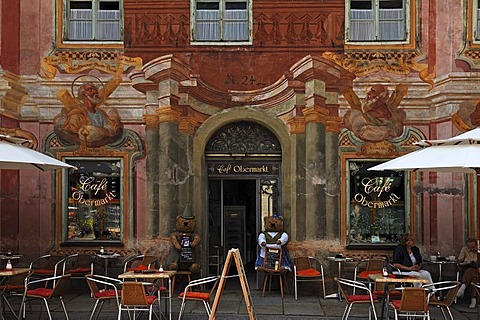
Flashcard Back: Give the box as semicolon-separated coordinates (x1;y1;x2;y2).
191;41;253;46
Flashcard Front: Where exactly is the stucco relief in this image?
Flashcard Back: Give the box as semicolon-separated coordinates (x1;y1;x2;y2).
54;76;124;147
342;84;408;143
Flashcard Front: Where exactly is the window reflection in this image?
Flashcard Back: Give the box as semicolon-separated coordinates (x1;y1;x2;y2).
65;159;122;242
347;161;406;245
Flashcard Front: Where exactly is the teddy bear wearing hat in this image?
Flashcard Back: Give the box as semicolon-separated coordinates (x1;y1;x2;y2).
166;204;201;274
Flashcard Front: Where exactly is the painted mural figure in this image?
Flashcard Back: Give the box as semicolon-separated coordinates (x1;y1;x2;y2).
453;100;480;132
54;75;123;147
343;84;408;142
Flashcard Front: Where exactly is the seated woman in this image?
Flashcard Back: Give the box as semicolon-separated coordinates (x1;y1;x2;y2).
391;233;433;286
456;237;478;308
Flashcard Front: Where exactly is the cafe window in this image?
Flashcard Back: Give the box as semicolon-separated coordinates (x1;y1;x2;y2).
347;160;408;247
63;158;122;244
191;0;252;44
345;0;410;44
62;0;123;42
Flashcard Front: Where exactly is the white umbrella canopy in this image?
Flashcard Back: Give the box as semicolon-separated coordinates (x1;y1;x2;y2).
0;140;75;171
369;127;480;173
368;127;480;237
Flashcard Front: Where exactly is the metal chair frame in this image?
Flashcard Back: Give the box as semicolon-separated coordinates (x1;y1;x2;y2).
85;274;122;320
388;287;430;320
19;273;71;320
293;256;326;300
118;281;158;320
335;277;378;320
177;275;219;320
422;280;460;320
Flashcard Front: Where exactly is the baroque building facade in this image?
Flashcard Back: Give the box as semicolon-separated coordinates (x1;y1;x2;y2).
0;0;477;272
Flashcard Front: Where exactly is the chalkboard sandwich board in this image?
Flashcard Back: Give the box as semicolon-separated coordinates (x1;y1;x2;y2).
263;248;282;271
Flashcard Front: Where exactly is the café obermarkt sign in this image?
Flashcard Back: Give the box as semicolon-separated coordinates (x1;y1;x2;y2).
208;162;280;176
71;176;116;207
353;176;402;209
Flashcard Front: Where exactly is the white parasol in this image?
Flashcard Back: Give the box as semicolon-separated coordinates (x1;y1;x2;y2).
369;127;480;236
0;135;75;171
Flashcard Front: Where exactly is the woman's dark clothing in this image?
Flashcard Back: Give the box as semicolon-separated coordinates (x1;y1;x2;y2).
392;245;422;269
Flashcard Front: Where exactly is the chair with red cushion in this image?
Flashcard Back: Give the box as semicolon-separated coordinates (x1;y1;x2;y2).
122;254;158;272
335;277;378;320
29;254;66;283
177;275;219;319
65;253;94;284
85;274;122;320
19;273;71;320
353;258;386;294
388;287;429;319
293;256;326;300
118;281;158;320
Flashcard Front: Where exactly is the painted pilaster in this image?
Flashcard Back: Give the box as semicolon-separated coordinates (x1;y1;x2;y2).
303;79;327;239
144;112;160;238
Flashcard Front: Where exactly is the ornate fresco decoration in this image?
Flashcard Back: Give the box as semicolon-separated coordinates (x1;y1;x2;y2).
45;129;145;160
452;100;480;132
322;51;436;90
125;13;190;46
339;126;425;159
53;75;124;148
205;121;282;155
39;51;142;79
253;11;343;47
0;127;37;149
457;49;480;69
343;83;408;143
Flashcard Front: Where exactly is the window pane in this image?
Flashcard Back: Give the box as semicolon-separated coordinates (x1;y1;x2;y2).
97;8;121;40
349;9;374;41
66;159;122;242
70;1;92;10
196;2;220;41
477;8;480;40
69;9;93;40
99;1;119;10
347;161;406;246
351;0;372;10
379;8;405;40
224;3;248;41
379;0;403;9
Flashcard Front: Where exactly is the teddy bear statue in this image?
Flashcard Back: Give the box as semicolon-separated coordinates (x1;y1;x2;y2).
166;204;201;274
255;215;292;274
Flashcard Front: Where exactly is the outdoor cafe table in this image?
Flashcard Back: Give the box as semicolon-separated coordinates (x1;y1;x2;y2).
0;267;30;320
94;252;120;277
368;273;429;320
327;256;354;301
118;270;176;320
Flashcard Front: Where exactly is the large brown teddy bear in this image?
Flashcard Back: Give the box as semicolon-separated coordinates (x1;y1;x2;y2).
255;215;292;273
166;205;201;274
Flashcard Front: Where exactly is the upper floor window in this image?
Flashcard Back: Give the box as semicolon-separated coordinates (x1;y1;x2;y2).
346;0;409;44
64;0;122;41
191;0;252;44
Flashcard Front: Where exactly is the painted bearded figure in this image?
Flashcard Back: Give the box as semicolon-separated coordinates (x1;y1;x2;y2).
54;75;123;147
343;83;408;142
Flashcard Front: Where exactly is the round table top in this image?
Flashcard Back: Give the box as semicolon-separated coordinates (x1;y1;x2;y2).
327;256;353;261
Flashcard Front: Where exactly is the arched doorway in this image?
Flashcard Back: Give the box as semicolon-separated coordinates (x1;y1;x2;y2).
205;121;282;274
